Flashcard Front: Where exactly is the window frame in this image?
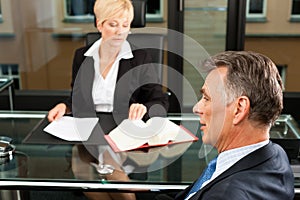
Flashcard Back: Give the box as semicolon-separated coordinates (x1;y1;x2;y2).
290;0;300;22
246;0;267;22
146;0;164;22
63;0;94;23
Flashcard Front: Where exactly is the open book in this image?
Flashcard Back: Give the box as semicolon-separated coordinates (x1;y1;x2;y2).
104;117;198;152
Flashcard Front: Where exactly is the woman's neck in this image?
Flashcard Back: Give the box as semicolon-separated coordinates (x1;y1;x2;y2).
99;41;121;60
99;43;120;78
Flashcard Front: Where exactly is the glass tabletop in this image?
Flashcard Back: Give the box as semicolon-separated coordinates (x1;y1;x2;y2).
0;111;215;192
0;77;13;92
0;111;299;194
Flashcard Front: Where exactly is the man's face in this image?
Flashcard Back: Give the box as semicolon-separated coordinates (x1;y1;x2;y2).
193;67;235;150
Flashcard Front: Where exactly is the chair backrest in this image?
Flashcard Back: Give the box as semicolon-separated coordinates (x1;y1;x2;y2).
131;0;146;28
129;33;165;81
86;32;166;82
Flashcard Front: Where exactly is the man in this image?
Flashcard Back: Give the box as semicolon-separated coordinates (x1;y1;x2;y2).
176;51;294;199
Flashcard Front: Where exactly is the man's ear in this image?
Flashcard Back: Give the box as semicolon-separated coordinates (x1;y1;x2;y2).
233;96;250;125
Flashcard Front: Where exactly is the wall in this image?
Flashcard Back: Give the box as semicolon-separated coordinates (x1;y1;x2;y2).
246;1;298;35
245;37;300;92
244;1;300;92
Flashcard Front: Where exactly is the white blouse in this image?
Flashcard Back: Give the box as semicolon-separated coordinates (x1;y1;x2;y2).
84;38;133;112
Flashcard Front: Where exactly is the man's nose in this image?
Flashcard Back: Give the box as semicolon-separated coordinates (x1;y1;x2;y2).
193;101;201;114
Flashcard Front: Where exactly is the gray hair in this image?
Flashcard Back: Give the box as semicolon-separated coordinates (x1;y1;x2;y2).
203;51;283;126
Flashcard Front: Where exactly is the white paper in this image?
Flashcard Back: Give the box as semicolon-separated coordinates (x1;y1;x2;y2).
43;116;99;141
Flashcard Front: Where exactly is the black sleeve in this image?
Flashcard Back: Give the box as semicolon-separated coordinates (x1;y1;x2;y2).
130;49;169;120
61;46;89;111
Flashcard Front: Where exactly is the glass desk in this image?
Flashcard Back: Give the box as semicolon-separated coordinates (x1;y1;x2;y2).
0;111;300;196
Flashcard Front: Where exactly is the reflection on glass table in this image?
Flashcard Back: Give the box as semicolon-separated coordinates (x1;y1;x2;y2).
270;114;300;161
0;111;208;192
270;114;300;187
0;111;300;195
0;77;14;110
270;114;300;139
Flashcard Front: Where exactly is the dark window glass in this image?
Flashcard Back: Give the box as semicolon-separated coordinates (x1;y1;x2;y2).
11;65;19;75
1;65;8;75
292;0;300;14
147;0;160;14
249;0;264;14
66;0;95;16
66;0;161;17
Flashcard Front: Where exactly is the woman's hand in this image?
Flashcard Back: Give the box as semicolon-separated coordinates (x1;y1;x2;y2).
128;103;147;120
47;103;67;122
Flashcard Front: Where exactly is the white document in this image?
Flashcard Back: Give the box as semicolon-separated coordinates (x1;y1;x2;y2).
43;116;99;141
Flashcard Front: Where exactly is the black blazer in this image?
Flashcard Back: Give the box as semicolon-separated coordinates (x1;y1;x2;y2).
63;43;169;125
175;142;294;200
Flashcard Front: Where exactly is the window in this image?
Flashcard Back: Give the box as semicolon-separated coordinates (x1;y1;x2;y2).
63;0;95;23
246;0;267;22
63;0;163;23
146;0;163;22
291;0;300;21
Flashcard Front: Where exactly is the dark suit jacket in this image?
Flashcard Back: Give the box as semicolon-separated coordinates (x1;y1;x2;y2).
62;43;169;127
175;142;294;200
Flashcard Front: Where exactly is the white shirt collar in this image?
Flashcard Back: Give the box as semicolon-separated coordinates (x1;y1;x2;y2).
86;38;133;112
216;140;269;172
201;140;269;189
84;38;133;60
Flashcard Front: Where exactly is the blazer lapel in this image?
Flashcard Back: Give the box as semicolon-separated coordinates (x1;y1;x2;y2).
72;56;96;117
190;142;275;199
113;58;134;124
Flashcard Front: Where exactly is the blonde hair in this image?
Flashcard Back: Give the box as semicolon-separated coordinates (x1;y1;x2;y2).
94;0;134;26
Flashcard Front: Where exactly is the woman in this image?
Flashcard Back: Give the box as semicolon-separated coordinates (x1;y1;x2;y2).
48;0;168;129
50;1;168;199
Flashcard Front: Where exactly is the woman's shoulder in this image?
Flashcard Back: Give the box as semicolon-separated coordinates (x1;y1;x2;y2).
130;44;151;61
74;45;91;55
129;42;147;53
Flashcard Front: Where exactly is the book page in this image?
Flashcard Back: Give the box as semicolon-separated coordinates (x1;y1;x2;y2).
105;117;198;152
148;119;180;145
43;116;99;141
107;126;148;151
118;117;165;139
